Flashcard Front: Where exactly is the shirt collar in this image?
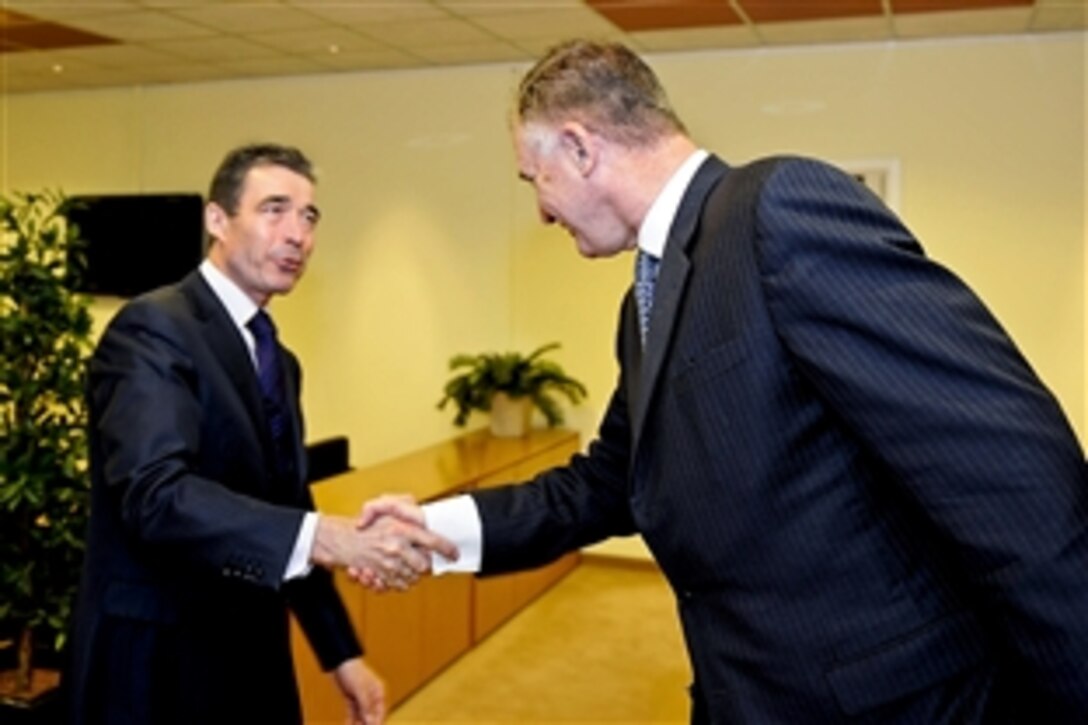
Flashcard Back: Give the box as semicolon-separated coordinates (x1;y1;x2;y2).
637;149;710;259
199;258;261;331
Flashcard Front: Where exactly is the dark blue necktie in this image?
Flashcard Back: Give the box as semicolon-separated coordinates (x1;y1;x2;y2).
247;310;293;476
635;249;660;346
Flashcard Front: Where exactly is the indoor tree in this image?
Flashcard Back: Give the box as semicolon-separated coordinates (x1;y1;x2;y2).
0;190;92;701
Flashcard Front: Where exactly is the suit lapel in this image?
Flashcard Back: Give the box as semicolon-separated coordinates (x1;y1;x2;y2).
179;272;278;477
279;353;307;483
632;156;729;449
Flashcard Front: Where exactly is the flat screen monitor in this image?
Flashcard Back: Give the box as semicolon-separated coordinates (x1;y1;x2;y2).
67;193;204;297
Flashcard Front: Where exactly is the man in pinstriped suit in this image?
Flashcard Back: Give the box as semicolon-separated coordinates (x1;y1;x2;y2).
368;40;1088;722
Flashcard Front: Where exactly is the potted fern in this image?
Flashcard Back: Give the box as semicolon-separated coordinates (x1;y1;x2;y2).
0;190;92;711
438;342;587;437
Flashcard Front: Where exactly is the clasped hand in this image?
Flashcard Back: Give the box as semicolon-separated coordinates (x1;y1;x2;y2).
312;495;457;592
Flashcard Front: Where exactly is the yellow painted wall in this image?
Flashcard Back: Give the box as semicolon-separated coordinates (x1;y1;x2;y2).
2;33;1084;502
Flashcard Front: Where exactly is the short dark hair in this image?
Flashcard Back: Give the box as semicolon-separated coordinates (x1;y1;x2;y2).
207;143;315;215
516;40;686;147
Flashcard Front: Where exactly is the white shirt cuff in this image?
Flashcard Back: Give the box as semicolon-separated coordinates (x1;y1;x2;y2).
283;511;318;581
423;495;483;575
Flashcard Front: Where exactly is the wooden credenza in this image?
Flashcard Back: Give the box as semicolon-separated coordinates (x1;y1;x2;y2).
290;428;581;722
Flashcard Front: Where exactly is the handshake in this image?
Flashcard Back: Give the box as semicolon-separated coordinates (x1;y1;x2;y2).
311;495;459;592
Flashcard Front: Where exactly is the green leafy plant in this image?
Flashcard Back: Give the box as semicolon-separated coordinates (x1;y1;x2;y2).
438;342;587;428
0;190;92;697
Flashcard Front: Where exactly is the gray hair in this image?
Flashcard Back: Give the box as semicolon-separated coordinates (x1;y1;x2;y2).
516;40;686;147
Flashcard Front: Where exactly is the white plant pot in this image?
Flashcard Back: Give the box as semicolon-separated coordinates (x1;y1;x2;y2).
489;392;532;437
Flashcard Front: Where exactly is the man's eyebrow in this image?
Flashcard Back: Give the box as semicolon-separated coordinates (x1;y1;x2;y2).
518;171;534;182
258;195;319;220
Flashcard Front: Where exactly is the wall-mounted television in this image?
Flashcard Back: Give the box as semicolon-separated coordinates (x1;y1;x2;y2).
67;193;205;297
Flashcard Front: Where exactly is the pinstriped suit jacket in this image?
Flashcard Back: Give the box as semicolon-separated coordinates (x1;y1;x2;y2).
68;271;360;724
474;155;1088;723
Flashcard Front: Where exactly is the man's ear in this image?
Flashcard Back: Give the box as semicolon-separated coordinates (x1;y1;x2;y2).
204;202;227;243
558;122;596;176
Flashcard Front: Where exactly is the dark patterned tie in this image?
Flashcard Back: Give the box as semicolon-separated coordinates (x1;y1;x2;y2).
635;249;660;346
247;310;293;476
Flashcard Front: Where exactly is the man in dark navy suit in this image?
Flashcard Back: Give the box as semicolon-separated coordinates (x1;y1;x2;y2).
370;41;1088;723
68;143;455;725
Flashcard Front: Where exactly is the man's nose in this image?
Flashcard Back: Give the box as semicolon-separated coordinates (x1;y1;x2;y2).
285;213;307;245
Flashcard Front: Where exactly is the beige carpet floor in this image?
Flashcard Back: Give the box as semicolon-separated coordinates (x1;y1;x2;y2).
390;558;691;724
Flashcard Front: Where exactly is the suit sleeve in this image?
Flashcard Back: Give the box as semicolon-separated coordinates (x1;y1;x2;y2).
472;300;639;574
285;561;363;669
90;298;303;589
756;158;1088;712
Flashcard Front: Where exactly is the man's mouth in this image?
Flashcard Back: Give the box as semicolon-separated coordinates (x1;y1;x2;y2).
277;258;302;274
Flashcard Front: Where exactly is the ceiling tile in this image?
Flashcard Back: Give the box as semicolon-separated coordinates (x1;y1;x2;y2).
250;26;384;55
310;47;428;71
1;18;117;52
28;43;184;68
58;10;217;41
149;36;284;61
737;0;883;23
893;7;1034;36
512;32;637;56
141;0;280;6
5;1;141;20
0;8;34;27
631;23;761;51
1030;0;1088;30
286;0;447;25
1;0;1078;96
435;0;584;17
758;16;892;45
367;17;499;47
587;0;743;32
470;6;619;40
891;0;1033;12
214;54;328;77
411;40;531;64
168;3;326;34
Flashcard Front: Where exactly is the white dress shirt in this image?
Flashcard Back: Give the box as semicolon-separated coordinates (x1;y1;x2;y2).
422;149;710;575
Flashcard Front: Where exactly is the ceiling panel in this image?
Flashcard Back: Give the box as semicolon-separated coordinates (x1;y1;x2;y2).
893;6;1035;36
0;0;1083;94
587;0;744;32
738;0;883;24
469;6;619;41
758;16;893;45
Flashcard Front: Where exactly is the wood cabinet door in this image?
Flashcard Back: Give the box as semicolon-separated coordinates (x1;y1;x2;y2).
473;439;581;642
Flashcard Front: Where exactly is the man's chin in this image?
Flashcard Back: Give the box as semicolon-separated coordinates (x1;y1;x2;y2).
575;241;620;260
268;273;302;296
574;238;599;258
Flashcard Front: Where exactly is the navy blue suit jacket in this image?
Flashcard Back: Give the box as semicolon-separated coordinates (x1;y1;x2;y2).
474;156;1088;723
68;271;360;724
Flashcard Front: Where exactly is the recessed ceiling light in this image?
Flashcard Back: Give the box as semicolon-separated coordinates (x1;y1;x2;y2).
51;64;64;74
328;44;340;55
